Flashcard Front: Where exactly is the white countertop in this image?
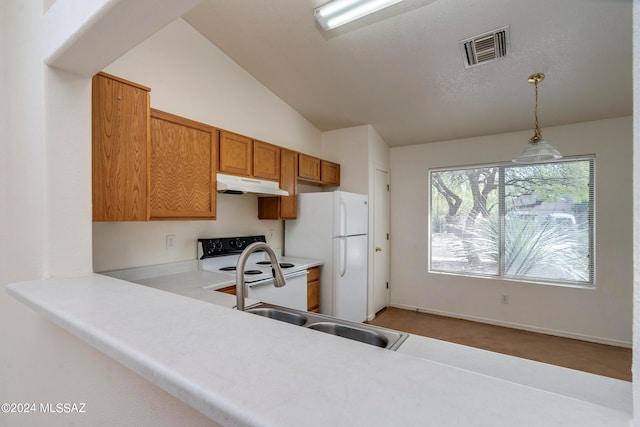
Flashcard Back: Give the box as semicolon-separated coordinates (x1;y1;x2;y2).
397;334;631;414
100;257;324;309
102;257;323;292
6;274;632;427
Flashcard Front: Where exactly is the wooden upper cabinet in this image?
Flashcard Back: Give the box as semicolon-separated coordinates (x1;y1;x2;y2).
279;149;298;218
253;140;280;181
92;72;151;222
219;131;253;176
258;148;298;220
93;72;341;223
149;109;217;220
298;153;340;186
298;153;321;181
321;160;340;186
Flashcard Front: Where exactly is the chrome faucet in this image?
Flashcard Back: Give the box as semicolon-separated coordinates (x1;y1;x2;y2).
235;242;286;311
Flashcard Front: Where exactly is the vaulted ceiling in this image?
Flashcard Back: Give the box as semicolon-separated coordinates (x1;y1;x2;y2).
183;0;632;147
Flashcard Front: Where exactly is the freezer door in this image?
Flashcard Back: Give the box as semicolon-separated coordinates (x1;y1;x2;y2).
333;234;368;322
334;191;368;237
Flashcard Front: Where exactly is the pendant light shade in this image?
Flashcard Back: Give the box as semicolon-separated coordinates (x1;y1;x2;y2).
511;138;563;164
512;73;562;163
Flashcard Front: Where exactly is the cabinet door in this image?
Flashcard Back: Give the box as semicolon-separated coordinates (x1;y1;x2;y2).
92;72;151;221
219;131;252;176
279;149;298;219
217;285;237;295
321;160;340;185
257;148;298;220
307;267;320;312
258;197;280;219
149;109;217;219
298;154;321;181
253;140;280;181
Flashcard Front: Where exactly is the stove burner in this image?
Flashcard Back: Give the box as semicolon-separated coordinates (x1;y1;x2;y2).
256;261;295;269
220;266;265;275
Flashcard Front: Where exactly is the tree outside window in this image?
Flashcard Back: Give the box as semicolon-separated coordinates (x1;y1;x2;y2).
429;158;594;286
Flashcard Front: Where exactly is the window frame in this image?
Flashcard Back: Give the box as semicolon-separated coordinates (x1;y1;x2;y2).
428;155;595;288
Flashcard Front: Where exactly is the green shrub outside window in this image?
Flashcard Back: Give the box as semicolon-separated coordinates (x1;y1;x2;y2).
429;157;594;286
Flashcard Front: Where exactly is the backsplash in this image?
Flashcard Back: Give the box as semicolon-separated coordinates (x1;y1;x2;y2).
92;192;282;272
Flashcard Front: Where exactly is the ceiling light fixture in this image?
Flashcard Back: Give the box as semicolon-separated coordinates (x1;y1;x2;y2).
314;0;403;31
512;73;562;164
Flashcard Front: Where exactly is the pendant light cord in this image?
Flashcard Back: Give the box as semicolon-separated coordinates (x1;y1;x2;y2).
530;74;544;143
513;72;562;163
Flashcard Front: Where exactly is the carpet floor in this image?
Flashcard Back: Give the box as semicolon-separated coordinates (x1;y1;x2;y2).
367;307;632;381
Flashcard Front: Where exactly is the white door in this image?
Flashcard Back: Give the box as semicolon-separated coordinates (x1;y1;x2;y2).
372;168;390;315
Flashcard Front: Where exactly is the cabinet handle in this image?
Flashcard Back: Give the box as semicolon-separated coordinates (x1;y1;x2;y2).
375;247;382;252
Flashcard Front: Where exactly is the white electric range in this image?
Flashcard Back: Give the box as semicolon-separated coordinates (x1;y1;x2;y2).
198;235;309;310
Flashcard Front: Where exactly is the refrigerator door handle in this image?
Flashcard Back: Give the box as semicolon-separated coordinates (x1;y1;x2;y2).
339;237;347;277
339;197;347;237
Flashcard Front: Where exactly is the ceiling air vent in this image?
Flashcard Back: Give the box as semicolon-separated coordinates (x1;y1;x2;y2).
460;26;510;68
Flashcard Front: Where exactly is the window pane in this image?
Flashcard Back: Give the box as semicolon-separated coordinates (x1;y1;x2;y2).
430;168;500;276
504;160;592;283
429;158;594;287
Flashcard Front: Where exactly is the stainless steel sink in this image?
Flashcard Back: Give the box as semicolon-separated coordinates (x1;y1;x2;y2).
245;303;408;351
307;322;389;348
246;307;308;326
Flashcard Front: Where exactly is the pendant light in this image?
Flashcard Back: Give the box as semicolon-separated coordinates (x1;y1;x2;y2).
512;73;562;163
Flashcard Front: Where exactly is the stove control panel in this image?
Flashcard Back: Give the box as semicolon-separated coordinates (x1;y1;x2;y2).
198;235;267;259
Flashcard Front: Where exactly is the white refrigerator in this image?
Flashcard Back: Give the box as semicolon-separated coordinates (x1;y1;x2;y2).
285;191;368;322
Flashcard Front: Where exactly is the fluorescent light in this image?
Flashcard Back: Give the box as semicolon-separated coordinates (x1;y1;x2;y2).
314;0;403;31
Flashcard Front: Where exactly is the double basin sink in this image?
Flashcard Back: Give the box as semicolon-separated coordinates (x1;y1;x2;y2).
246;303;408;351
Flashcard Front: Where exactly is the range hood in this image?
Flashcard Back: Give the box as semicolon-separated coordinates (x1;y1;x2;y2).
216;173;289;196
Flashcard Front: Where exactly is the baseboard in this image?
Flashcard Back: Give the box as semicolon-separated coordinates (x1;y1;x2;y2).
389;303;632;349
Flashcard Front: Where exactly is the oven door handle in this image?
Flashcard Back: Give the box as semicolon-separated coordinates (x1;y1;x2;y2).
247;269;308;288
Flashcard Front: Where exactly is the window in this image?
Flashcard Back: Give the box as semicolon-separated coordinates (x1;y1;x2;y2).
429;157;594;287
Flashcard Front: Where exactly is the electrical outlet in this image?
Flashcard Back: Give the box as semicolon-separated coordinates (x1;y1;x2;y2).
500;294;509;304
166;234;176;250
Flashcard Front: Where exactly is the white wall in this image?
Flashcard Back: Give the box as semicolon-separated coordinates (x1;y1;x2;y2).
103;19;320;155
0;0;7;283
320;124;390;191
632;2;639;423
2;2;222;426
93;18;322;271
390;116;633;346
321;125;370;194
368;126;391;173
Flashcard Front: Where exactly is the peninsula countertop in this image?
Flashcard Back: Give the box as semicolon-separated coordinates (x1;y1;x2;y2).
6;273;631;427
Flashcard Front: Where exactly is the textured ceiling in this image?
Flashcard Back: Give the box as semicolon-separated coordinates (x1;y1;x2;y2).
183;0;632;147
